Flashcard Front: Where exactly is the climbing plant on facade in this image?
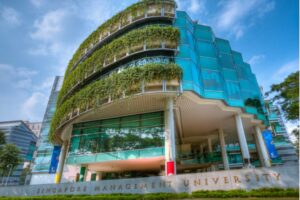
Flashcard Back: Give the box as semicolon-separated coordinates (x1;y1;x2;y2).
50;63;182;142
65;0;176;76
58;25;179;105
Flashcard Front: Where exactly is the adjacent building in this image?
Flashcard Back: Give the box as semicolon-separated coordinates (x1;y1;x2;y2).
24;122;42;137
49;0;291;183
30;76;66;184
266;101;298;165
0;121;37;186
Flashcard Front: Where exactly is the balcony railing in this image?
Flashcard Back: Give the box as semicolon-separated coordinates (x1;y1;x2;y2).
268;112;279;121
244;106;258;115
178;152;222;165
244;106;268;124
60;79;181;127
66;147;164;165
60;41;178;104
215;144;257;152
67;1;176;75
274;126;286;133
271;157;283;165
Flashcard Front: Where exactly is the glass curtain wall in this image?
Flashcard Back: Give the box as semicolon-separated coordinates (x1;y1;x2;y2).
69;112;164;155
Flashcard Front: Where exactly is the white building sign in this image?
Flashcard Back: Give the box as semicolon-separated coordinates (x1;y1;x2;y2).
0;166;298;197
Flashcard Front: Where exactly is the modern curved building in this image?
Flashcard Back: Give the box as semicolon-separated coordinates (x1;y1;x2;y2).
51;0;273;183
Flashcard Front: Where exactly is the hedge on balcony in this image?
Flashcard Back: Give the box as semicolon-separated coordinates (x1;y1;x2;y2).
65;0;176;76
58;25;179;105
49;63;182;142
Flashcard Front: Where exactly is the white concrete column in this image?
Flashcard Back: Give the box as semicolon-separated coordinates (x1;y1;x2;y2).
200;144;204;154
254;126;271;167
164;98;176;175
218;129;229;170
96;172;102;181
207;138;213;153
208;137;216;171
253;131;264;167
235;114;251;166
55;140;69;184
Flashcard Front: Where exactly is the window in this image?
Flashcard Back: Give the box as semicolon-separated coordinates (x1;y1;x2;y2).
69;112;164;154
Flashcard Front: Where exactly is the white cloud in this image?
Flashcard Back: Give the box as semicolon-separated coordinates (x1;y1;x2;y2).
177;0;207;16
28;45;48;56
189;0;206;14
21;92;48;121
0;64;37;89
16;78;33;89
0;64;53;121
30;9;67;41
28;7;75;63
1;6;21;26
215;0;275;39
34;77;54;90
74;0;126;27
286;121;298;134
248;55;265;65
257;1;276;17
28;0;132;73
30;0;45;8
272;59;299;82
28;42;64;56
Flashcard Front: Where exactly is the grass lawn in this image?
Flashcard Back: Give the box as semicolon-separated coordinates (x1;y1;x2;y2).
0;188;298;199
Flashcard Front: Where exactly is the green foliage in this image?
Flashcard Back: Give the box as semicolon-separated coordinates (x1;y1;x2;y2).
50;63;182;142
19;165;31;185
0;188;298;199
58;25;180;106
292;127;299;155
0;131;6;145
64;0;176;76
266;71;299;121
245;98;264;114
0;144;22;176
192;188;299;198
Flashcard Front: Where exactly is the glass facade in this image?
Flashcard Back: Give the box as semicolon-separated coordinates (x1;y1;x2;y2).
32;76;63;172
49;1;275;181
69;112;164;156
0;121;37;185
174;11;267;124
265;102;298;164
100;56;174;78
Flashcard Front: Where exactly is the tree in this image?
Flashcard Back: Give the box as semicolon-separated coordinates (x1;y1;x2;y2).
292;127;299;155
0;131;6;145
19;165;30;185
0;144;22;177
266;71;299;152
245;98;264;113
266;71;299;121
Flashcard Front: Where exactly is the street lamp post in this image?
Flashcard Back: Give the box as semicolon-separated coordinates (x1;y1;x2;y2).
5;164;13;186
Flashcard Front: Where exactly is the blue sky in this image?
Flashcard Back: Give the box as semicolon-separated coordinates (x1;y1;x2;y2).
0;0;298;127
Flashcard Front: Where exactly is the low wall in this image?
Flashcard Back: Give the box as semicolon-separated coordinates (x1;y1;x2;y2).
0;165;298;196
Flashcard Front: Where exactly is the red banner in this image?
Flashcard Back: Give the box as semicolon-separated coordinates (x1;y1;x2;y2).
166;161;175;176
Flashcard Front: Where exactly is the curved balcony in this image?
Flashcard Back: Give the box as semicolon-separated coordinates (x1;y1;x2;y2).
65;0;176;76
60;42;178;105
50;63;182;143
58;26;180;105
62;79;180;125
